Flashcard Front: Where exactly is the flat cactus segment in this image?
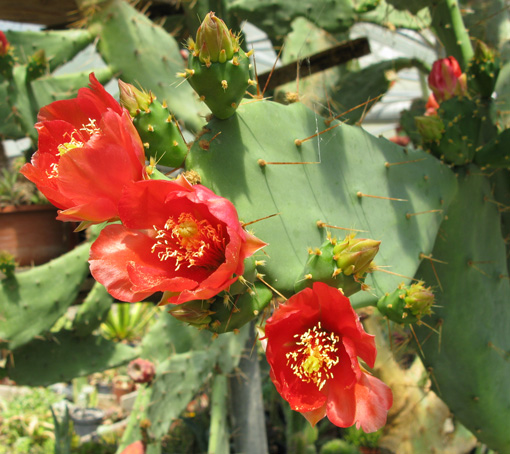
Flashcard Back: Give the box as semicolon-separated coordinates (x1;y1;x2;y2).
0;79;24;139
4;29;94;72
475;128;510;168
147;351;216;439
414;166;510;453
228;0;355;46
115;384;153;453
187;100;457;303
6;330;136;386
72;281;113;337
90;0;205;131
147;325;248;439
0;242;91;350
360;0;431;29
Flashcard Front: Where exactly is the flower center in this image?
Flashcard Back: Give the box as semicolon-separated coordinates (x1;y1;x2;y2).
151;213;225;271
48;119;101;179
286;322;340;391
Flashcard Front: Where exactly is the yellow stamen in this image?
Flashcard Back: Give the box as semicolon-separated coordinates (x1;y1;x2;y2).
285;322;340;391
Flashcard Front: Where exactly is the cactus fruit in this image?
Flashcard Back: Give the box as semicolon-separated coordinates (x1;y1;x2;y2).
376;281;434;324
295;234;379;297
182;12;253;120
119;80;188;168
467;40;501;99
127;358;156;384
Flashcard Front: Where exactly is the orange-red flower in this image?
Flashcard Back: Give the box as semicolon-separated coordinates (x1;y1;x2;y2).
428;56;467;103
264;282;392;432
0;31;10;56
20;73;146;223
89;177;267;305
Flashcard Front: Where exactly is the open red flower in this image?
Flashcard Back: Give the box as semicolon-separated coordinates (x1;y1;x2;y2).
20;73;146;223
428;56;467;103
0;31;10;56
264;282;392;432
89;176;267;305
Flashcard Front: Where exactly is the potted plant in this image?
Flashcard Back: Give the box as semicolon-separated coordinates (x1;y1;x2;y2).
0;155;78;266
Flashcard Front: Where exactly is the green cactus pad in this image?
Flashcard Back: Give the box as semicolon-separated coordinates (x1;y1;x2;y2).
6;330;137;386
228;0;355;46
187;100;457;306
187;50;251;120
30;68;114;109
414;166;510;452
0;242;91;350
4;29;94;72
133;98;188;168
474;128;510;169
72;281;113;337
425;97;481;166
146;324;248;439
89;0;205;131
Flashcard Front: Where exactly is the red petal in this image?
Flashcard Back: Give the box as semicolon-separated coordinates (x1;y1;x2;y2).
301;404;327;427
313;283;377;368
325;379;357;428
119;441;145;454
353;372;393;433
89;225;155;302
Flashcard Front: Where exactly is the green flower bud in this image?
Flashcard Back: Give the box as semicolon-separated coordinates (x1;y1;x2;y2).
415;115;444;143
377;282;434;324
332;234;380;277
118;80;152;116
195;12;237;65
168;299;214;326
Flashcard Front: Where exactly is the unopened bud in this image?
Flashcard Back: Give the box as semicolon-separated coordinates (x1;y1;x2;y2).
377;281;434;324
415;115;444;142
428;56;468;103
118;80;152;116
333;234;380;277
195;12;237;64
167;299;213;326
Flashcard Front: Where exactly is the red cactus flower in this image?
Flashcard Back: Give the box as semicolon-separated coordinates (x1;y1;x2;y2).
425;93;440;116
428;56;467;103
127;358;156;384
263;282;392;432
20;73;146;224
120;441;145;454
89;176;267;305
0;31;10;56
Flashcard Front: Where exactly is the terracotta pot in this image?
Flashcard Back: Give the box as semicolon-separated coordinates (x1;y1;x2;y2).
0;204;78;266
